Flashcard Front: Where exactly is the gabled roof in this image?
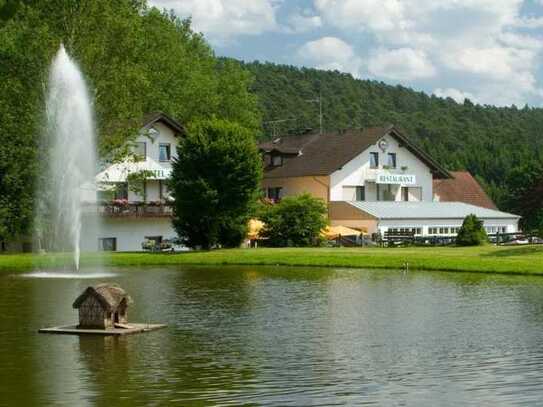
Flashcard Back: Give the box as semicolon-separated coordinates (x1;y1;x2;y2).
259;126;450;179
433;171;497;210
142;112;186;136
347;201;519;220
73;283;133;311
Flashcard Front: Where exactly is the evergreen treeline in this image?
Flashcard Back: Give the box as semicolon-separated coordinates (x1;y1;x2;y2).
242;61;543;212
1;0;542;241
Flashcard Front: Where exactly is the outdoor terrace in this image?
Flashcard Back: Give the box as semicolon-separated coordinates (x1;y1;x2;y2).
94;201;173;218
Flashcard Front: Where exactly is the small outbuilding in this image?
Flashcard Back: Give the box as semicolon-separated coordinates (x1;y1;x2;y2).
72;283;133;329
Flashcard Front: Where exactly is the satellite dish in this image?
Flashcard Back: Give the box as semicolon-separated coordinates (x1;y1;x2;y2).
378;139;389;152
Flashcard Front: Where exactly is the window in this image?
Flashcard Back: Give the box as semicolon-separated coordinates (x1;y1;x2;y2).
267;187;282;201
99;237;117;251
159;143;171;162
377;184;394;201
387;153;397;168
402;187;409;202
370;152;379;169
133;142;146;161
145;236;162;245
272;155;283;166
356;186;365;201
159;180;171;201
114;183;128;200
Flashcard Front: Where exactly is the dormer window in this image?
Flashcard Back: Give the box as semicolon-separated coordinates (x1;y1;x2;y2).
370;152;379;169
387;153;397;169
272;155;283;166
159;143;171;162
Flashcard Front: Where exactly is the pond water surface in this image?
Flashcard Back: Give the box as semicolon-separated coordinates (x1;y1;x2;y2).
2;265;543;406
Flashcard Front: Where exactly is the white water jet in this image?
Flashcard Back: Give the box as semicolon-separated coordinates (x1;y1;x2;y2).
35;45;99;271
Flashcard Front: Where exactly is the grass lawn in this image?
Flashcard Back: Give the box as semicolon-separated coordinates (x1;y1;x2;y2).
1;245;542;275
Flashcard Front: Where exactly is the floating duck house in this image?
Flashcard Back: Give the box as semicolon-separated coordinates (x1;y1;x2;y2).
72;283;132;329
39;283;166;336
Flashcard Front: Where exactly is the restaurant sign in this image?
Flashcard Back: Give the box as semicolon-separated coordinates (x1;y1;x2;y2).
376;172;416;185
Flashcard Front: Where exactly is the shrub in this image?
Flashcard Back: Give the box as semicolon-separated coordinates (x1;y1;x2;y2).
456;214;488;246
259;194;328;247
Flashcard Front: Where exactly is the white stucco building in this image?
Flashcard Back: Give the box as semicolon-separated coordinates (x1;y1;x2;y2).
82;118;519;251
260;125;520;237
81;112;183;252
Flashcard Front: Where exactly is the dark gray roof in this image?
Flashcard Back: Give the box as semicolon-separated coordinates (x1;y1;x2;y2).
347;201;520;220
142;112;186;136
259;126;450;179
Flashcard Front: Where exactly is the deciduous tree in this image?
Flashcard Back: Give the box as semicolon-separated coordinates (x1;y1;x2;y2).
170;119;262;249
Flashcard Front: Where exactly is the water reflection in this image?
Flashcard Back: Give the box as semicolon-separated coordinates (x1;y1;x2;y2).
2;266;543;405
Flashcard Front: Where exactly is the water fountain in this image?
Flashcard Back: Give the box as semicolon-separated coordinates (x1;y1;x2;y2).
32;44;104;274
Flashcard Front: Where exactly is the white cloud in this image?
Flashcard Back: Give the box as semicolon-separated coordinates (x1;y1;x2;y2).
434;88;477;104
149;0;279;42
298;36;362;76
368;48;436;80
314;0;408;32
149;0;543;106
284;12;322;33
313;0;543;106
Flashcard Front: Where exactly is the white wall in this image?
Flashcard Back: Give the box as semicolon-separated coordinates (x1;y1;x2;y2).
84;218;177;252
113;121;179;203
134;121;179;166
330;133;434;202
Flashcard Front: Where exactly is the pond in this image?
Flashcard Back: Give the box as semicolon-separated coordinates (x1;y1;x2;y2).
2;265;543;406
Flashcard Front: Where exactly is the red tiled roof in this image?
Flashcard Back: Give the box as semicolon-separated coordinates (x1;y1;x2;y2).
433;171;497;210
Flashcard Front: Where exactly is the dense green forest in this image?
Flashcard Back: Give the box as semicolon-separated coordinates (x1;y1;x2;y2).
243;61;543;214
0;0;542;241
0;0;260;242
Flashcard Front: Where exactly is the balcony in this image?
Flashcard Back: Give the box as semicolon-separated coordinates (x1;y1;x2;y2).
96;201;173;218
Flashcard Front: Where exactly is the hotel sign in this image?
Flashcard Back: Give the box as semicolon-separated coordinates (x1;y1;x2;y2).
376;172;416;185
147;169;171;180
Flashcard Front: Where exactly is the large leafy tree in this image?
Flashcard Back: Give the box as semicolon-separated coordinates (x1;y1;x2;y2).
170;119;262;249
0;0;260;243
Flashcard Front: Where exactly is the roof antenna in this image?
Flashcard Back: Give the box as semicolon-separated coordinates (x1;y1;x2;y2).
306;87;323;135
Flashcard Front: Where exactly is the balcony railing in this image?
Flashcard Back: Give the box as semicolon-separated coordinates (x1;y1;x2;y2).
95;202;173;218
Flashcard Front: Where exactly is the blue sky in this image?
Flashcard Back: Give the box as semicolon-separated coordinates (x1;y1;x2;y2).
149;0;543;107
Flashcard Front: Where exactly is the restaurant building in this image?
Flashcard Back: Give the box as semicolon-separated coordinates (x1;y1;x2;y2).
259;125;520;237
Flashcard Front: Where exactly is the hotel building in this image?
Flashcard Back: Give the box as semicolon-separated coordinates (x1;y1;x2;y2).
83;116;519;251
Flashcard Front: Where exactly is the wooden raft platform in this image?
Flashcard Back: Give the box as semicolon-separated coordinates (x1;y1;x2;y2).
38;323;166;336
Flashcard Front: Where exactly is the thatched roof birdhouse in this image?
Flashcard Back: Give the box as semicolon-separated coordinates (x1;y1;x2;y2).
73;283;133;329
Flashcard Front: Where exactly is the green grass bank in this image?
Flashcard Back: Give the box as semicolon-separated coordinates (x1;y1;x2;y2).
1;245;542;275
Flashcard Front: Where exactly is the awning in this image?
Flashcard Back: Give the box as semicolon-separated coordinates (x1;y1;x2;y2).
322;225;364;239
247;219;264;240
96;158;171;183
